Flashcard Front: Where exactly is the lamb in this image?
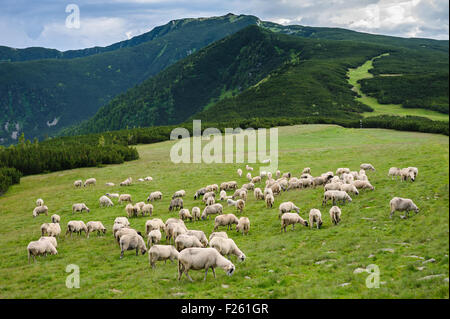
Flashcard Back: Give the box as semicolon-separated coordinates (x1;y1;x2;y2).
99;195;114;207
209;232;228;242
36;198;44;206
86;221;106;238
340;183;359;195
179;208;193;222
65;220;87;237
352;180;375;190
186;230;208;247
74;180;82;188
360;163;376;171
251;176;261;184
175;234;203;251
141;204;153;217
265;194;274;208
246;165;253;171
147;229;162;247
27;240;57;263
118;194;132;204
201;203;223;220
41;222;61;237
237;168;243;177
209;237;246;261
147;191;162;202
114;217;130;226
84;178;96;187
329;206;342;225
194;187;207;199
106;193;119;199
119;234;147;259
254;188;264;200
219;190;227;201
281;213;308;232
278;201;300;219
400;168;416;182
388;167;401;179
172;190;186;199
144;176;153;181
33;205;48;218
169;198;184;211
145;218;165;235
39;236;58;248
302;167;311;174
105;182;115;186
309;209;323;229
120;177;132;186
246;172;252;181
149;245;180;268
214;214;239;231
51;214;60;224
236;217;250;235
389;197;419;219
336;168;350;175
236;199;245;213
192;207;201;221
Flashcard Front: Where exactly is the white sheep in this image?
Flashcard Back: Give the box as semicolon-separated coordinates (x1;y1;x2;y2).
205;196;215;206
141;204;153;217
179;208;193;222
265;194;274;208
144;176;153;181
209;231;228;242
209;237;246;261
114;216;130;226
388;167;401;179
119;233;147;259
281;213;308;232
65;220;87;237
237;168;243;177
324;182;342;191
251;176;261;184
39;236;58;248
201;203;223;220
145;218;165;235
99;195;114;207
149;245;179;268
147;191;163;202
27;240;57;263
172;190;186;199
246;172;252;181
147;229;162;247
400;168;416;182
329;206;342;225
254;188;264;200
360;163;376;171
72;203;90;214
36;198;44;206
118;194;132;204
125;203;138;218
278;201;300;219
309;209;323;229
86;221;106;238
106;193;119;199
186;230;208;247
33;205;48;218
74;180;83;188
389;197;419;219
236;199;245;213
302;167;311;174
322;190;352;206
138;178;144;182
175;234;203;251
169;198;184;211
84;178;96;187
214;214;239;231
178;248;235;281
340;183;359;195
41;222;61;237
352;180;374;190
236;217;250;235
113;223;127;237
51;214;60;224
120;177;132;186
335;168;350;175
191;207;201;221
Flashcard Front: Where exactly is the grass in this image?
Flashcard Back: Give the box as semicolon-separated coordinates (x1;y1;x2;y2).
347;54;449;122
0;124;448;298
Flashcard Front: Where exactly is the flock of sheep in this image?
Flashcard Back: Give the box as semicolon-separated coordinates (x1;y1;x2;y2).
27;164;420;281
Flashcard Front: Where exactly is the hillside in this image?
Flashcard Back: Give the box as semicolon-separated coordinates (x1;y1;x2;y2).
0;124;448;298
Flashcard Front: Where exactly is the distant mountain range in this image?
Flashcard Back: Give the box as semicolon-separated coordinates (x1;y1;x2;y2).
0;13;448;144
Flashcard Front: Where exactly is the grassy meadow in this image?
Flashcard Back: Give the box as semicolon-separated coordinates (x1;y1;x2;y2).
347;54;449;122
0;124;448;298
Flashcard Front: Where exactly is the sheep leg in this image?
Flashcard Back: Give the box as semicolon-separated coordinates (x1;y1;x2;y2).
390;210;395;219
204;268;209;281
211;267;216;278
120;250;124;259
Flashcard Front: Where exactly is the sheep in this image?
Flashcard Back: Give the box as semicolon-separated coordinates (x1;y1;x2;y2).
389;197;419;219
400;168;416;182
27;240;57;263
178;247;235;282
135;201;146;211
246;172;252;181
186;230;208;247
147;244;179;268
322;190;352;206
114;217;130;226
263;187;273;198
206;184;219;193
165;217;187;229
309;209;323;229
119;234;147;259
71;203;90;214
99;195;114;207
251;176;261;184
219;190;227;201
51;214;60;224
278;201;300;219
172;190;186;199
227;198;237;207
86;221;106;238
138;178;144;182
209;232;228;242
246;165;253;171
237;168;243;177
209;237;246;261
194;187;207;199
39;236;58;248
214;214;239;231
278;179;288;191
287;178;301;190
118;194;132;204
175;234;203;251
242;182;255;191
407;167;418;178
281;213;308;232
388;167;401;179
352;180;375;190
113;223;127;237
145;218;165;235
275;170;281;178
324;182;342;191
203;196;214;206
147;229;162;247
115;227;141;245
105;182;115;186
270;182;282;195
65;221;87;237
74;180;82;188
237;190;248;202
236;217;250;235
202;191;215;202
36;198;44;206
84;178;96;187
360;163;376;171
106;193;119;199
147;191;162;202
120;177;132;186
169;198;184;211
302;167;311;174
336;168;350;175
282;172;291;179
33;205;48;218
141;204;153;217
191;207;201;221
254;188;264;200
41;222;61;237
236;199;245;214
299;177;314;188
201;203;223;220
340;183;359;195
265;194;274;208
179;208;193;222
329;206;342;225
166;223;187;244
125;203;138;218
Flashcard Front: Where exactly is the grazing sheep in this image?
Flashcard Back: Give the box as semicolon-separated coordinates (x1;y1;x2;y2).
324;182;342;191
237;168;243;177
74;180;82;188
340;183;359;195
309;209;323;229
254;188;264;200
39;236;58;248
84;178;96;187
360;163;376;171
267;172;272;179
147;191;163;202
388;167;401;179
336;168;350;175
242;182;255;191
33;205;48;218
279;201;300;219
175;234;203;251
135;201;145;211
251;176;261;184
246;165;253;171
302;167;311;174
86;221;106;238
106;193;119;199
169;198;184;211
278;179;288;191
51;214;60;224
209;232;228;242
114;217;130;226
36;198;44;206
313;176;328;188
144;176;153;181
145;218;165;235
352;180;375;190
119;177;132;186
201;204;223;220
389;197;419;219
282;172;291;179
27;240;57;263
219;190;227;201
192;207;201;221
178;247;235;282
246;172;252;181
407;167;418;178
179;208;193;222
119;234;147;259
166;223;187;244
141;204;153;217
41;222;61;237
205;196;215;206
65;221;87;237
287;178;301;190
210;237;246;261
105;182;115;186
236;217;250;235
265;194;274;208
186;230;208;247
236;199;245;213
125;203;138;218
214;214;239;231
299;177;313;188
149;245;179;268
113;223;127;237
270;182;282;195
147;229;162;247
172;190;186;199
400;168;416;182
118;194;132;204
99;195;114;207
115;227;141;245
329;206;342;225
322;190;352;206
165;217;187;229
206;184;219;193
194;187;207;199
281;213;308;232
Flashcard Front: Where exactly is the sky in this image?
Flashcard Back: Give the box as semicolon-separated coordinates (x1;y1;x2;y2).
0;0;448;51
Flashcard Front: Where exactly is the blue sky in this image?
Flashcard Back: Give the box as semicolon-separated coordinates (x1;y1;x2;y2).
0;0;448;51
